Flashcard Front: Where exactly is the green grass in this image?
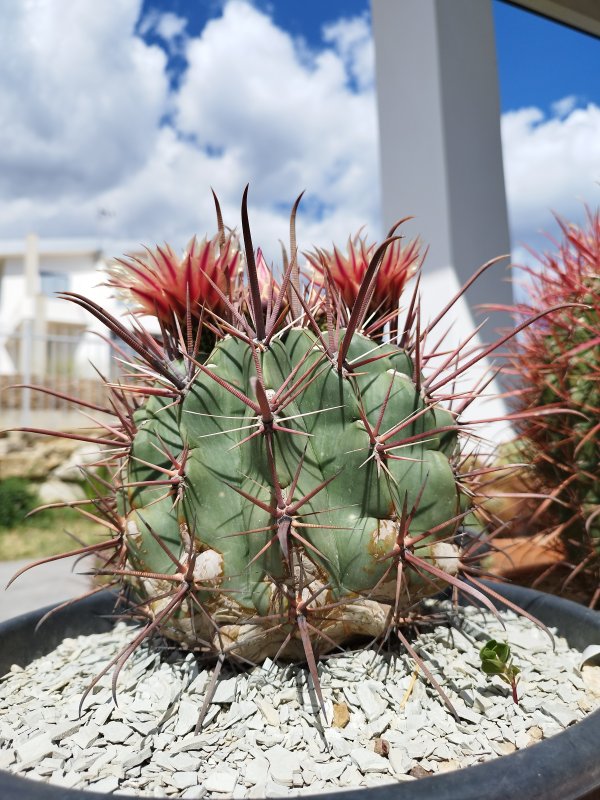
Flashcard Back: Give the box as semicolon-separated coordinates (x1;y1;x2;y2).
0;507;105;561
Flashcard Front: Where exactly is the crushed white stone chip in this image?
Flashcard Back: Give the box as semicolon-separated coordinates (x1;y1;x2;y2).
101;720;133;744
15;735;54;765
212;677;238;704
350;747;390;774
171;771;200;790
204;768;239;793
264;745;302;786
0;604;596;799
244;756;270;787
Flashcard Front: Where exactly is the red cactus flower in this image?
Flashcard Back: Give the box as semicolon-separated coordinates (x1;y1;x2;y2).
107;233;242;328
256;248;280;308
305;231;421;319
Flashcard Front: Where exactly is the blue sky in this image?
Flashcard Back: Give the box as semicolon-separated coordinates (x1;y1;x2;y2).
493;1;600;113
0;0;598;267
137;0;600;112
138;0;371;50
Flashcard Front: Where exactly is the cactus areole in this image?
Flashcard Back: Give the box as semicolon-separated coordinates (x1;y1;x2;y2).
11;188;521;709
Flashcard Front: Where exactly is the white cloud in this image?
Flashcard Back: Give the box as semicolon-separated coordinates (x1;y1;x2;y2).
157;12;187;41
138;9;187;56
173;1;380;242
501;102;600;252
0;0;169;201
551;95;578;118
0;0;380;264
1;0;599;279
322;15;374;91
139;10;187;43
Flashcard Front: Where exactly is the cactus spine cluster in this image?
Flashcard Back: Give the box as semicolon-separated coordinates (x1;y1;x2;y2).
504;211;600;606
10;189;524;708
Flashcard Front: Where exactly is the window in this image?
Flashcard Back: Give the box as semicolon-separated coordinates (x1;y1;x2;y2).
40;270;69;296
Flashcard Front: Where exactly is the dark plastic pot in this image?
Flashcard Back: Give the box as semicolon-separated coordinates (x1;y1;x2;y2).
1;584;599;800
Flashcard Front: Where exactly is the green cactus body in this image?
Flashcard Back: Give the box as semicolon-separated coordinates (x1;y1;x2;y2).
530;284;600;553
13;190;516;687
124;328;461;656
505;213;600;603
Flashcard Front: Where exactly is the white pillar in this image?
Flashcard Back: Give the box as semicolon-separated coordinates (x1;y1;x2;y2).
24;233;40;297
23;233;46;378
372;0;513;441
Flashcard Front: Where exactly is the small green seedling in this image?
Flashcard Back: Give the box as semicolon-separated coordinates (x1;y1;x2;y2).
479;639;520;704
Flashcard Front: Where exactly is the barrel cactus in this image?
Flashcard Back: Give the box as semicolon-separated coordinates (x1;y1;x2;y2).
502;210;600;606
9;189;536;710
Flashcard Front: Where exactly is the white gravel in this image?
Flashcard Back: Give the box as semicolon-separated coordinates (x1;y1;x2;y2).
0;600;599;797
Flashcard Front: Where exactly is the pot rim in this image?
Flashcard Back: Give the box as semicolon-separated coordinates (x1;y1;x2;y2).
0;583;599;800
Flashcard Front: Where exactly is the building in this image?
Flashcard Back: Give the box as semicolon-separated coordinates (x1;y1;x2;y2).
0;236;141;427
